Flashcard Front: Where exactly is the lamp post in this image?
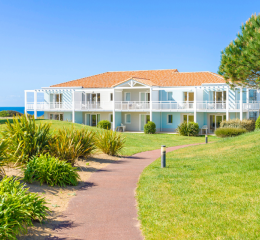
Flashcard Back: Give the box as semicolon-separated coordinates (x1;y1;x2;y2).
161;145;166;168
205;134;208;144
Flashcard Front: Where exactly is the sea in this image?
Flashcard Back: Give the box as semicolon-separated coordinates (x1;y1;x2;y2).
0;107;44;117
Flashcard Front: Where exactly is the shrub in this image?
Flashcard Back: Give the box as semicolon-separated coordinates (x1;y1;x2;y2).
95;130;126;156
97;120;111;130
24;154;80;187
215;127;246;138
0;176;49;239
220;118;255;132
0;140;7;177
144;121;156;134
177;122;199;136
255;116;260;129
50;127;96;165
2;115;52;164
0;110;9;117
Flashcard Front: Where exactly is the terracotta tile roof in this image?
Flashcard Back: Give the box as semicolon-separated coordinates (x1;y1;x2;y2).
50;70;226;88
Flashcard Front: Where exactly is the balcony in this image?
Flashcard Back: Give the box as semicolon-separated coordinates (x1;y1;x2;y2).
26;101;260;112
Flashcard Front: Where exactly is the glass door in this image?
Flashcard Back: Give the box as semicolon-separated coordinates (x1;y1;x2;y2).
209;115;226;133
140;114;150;131
91;114;97;127
216;116;223;128
183;114;194;123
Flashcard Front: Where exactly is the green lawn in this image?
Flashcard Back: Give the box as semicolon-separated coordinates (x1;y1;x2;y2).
136;131;260;239
0;119;217;156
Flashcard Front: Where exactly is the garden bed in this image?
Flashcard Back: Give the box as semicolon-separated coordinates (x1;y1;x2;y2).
4;153;119;240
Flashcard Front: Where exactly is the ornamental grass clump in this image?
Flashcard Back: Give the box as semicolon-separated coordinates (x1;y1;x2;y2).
50;127;96;165
220;119;255;132
0;176;49;239
95;130;125;156
177;122;199;136
215;127;246;138
24;154;80;187
2;115;52;164
0;140;7;177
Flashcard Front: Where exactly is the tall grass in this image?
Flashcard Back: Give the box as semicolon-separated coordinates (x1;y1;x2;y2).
0;140;7;176
24;154;80;187
50;127;96;165
0;176;49;239
95;130;125;156
2;115;52;164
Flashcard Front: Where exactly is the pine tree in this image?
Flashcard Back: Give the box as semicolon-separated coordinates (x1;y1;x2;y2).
218;13;260;88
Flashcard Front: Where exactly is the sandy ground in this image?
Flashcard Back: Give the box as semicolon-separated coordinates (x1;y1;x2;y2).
4;153;119;240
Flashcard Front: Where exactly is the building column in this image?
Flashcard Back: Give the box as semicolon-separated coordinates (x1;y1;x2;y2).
226;87;229;120
34;90;37;119
246;88;250;119
72;90;75;123
112;88;116;131
240;87;243;120
194;87;197;123
150;87;153;122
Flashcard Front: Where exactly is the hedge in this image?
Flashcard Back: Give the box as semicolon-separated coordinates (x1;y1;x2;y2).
220;119;255;132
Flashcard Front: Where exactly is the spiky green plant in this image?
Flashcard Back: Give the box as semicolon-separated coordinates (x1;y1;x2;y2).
24;154;80;187
2;115;52;164
0;176;49;239
0;140;7;177
95;130;125;156
50;127;96;165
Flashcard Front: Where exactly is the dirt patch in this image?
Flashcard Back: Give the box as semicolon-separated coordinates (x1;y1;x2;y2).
4;153;119;240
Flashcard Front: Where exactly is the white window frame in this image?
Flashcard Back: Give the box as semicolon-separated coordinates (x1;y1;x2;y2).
167;114;173;124
139;92;150;101
182;113;194;123
125;113;131;124
109;113;113;123
124;92;131;101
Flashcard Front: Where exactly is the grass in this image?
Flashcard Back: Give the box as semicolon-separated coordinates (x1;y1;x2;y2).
136;131;260;239
0;120;217;156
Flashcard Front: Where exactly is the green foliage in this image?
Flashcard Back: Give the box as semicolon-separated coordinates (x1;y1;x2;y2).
24;154;80;187
97;120;111;130
144;121;156;134
0;111;9;117
0;140;7;177
177;122;199;136
220;118;255;132
95;130;126;156
0;176;49;239
255;116;260;129
215;127;246;137
50;127;96;165
2;115;52;164
218;14;260;87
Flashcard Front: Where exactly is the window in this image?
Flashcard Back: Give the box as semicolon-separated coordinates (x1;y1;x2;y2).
183;92;194;102
167;114;173;124
167;92;173;101
125;114;131;124
50;113;63;121
110;114;113;123
249;90;257;102
110;93;113;101
183;114;194;123
125;92;131;101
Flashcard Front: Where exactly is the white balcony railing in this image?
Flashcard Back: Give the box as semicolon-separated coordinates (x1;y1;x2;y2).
26;101;260;111
115;101;150;110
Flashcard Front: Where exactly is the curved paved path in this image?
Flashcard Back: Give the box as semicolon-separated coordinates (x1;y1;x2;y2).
51;144;202;240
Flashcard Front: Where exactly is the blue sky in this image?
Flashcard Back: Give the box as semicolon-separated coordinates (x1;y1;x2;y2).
0;0;259;106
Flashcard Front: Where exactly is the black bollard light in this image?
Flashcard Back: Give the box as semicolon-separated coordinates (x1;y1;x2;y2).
161;145;166;168
205;134;208;144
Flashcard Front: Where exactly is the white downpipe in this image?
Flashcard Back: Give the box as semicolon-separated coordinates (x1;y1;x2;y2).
150;87;153;122
226;87;229;120
24;91;28;118
240;87;243;120
34;91;37;119
194;88;197;123
112;88;115;131
72;91;75;123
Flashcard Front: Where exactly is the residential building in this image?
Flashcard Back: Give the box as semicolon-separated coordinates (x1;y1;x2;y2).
25;69;260;133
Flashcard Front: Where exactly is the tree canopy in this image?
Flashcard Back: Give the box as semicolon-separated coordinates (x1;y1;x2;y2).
218;14;260;88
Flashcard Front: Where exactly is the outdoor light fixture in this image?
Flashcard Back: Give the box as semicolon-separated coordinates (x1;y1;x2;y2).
161;145;166;168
